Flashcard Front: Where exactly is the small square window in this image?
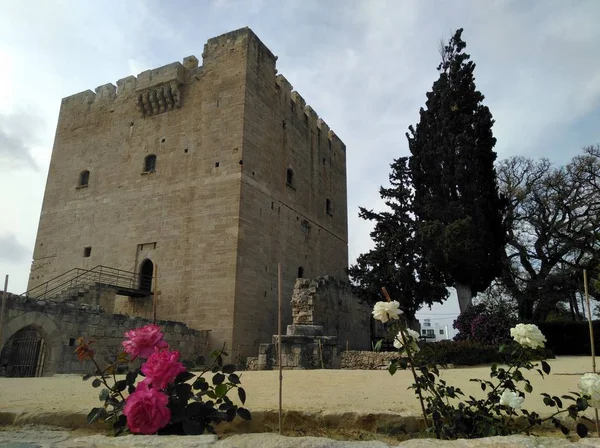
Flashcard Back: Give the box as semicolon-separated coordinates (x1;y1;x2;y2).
83;247;92;257
69;338;76;346
215;162;220;168
440;329;445;335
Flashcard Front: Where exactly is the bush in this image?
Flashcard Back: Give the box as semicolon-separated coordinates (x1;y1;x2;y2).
418;340;500;366
416;340;553;366
534;320;600;355
453;304;487;341
454;302;516;346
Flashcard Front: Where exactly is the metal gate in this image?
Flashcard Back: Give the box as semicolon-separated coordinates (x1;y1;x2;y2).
0;326;46;377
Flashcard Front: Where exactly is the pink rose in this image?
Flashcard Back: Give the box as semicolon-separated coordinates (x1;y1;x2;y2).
122;324;168;360
141;348;186;390
123;382;171;434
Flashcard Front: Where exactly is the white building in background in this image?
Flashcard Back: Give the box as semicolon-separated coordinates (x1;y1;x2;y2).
420;319;451;342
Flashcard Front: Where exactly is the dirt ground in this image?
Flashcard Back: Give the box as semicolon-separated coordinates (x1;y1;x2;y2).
0;356;595;418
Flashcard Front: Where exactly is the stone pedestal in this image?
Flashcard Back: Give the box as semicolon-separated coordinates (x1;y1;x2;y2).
257;324;339;370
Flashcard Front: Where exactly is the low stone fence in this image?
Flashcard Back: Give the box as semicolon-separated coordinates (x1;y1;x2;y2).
340;351;399;370
0;293;210;376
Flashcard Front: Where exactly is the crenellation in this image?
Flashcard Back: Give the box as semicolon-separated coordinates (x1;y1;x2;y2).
275;74;293;96
290;91;306;119
94;83;117;101
116;75;137;94
61;89;96;106
303;105;318;122
182;55;199;70
317;118;330;142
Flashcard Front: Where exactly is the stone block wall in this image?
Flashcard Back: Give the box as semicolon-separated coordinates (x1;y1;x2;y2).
340;351;400;370
291;277;371;350
0;293;210;376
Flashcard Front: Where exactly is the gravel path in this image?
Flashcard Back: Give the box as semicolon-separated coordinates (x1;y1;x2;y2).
0;357;593;416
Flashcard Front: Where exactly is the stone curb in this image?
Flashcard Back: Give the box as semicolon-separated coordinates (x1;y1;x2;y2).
0;408;422;434
0;407;592;437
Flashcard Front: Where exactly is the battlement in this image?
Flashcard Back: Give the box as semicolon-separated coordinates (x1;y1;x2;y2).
58;27;344;149
276;74;345;152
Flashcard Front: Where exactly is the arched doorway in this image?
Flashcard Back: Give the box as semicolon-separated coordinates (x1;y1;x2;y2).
139;259;154;293
0;326;46;377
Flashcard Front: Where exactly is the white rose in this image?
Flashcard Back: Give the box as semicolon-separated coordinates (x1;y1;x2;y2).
499;390;524;410
510;323;546;349
372;300;402;323
578;373;600;408
393;328;420;353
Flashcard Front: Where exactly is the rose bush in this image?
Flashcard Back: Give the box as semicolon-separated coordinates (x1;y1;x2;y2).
373;297;594;440
76;324;251;436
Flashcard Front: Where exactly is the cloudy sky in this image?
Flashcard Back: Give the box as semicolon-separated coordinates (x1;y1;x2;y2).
1;0;599;330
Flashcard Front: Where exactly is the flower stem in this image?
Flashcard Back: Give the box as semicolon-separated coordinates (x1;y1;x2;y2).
398;327;430;428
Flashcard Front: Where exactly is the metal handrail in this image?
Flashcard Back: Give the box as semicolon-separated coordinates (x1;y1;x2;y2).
22;265;143;301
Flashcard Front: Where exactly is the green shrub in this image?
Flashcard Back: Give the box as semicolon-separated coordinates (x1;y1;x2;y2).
417;340;553;366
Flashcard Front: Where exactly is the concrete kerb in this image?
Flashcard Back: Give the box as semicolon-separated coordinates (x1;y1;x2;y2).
0;407;591;437
0;408;424;435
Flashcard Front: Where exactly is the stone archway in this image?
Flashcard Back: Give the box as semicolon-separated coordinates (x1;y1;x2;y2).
0;326;46;377
1;311;62;376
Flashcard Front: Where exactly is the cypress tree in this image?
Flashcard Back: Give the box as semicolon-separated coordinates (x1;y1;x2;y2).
406;29;506;312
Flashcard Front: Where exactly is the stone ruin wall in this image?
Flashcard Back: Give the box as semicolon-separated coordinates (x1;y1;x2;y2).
253;277;371;370
0;293;210;376
340;351;400;370
291;277;371;351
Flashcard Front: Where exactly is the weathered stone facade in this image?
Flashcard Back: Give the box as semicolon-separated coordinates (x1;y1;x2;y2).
27;27;349;359
0;293;209;376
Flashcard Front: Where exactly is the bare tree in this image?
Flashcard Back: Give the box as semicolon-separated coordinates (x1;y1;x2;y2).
498;147;600;320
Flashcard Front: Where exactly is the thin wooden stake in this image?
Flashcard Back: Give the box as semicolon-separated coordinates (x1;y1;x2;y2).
277;263;283;435
0;275;8;341
584;269;600;436
152;264;158;324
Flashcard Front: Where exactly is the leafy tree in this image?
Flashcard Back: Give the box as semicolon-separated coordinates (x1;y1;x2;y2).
497;146;600;320
348;157;448;327
406;29;506;312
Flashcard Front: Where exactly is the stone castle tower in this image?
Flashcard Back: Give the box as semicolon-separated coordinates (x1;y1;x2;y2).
27;28;348;358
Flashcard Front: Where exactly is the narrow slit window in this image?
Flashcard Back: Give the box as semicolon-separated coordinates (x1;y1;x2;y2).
144;154;157;172
286;168;294;186
326;198;332;215
79;170;90;187
297;266;304;278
